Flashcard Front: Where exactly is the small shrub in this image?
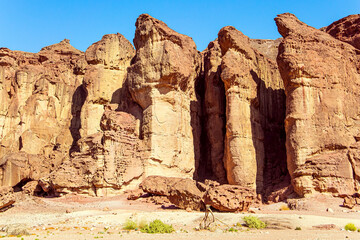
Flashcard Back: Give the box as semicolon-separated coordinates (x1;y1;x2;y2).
123;219;137;230
279;205;290;211
141;219;174;233
345;223;357;232
243;216;266;229
227;227;238;232
295;227;301;230
357;228;360;232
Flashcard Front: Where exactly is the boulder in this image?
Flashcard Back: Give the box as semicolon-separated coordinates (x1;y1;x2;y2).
168;178;204;211
203;185;255;212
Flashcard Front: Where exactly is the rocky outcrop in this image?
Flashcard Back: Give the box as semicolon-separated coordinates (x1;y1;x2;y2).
201;26;287;193
80;34;137;137
127;14;202;178
325;14;360;50
276;13;360;196
47;105;145;196
140;176;254;211
0;40;85;187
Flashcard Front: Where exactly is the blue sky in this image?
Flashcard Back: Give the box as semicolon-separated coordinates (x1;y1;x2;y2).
1;0;359;53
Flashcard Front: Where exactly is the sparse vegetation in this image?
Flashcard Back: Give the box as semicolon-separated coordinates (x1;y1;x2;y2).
345;223;357;231
140;219;174;233
242;216;266;229
227;227;238;232
279;205;290;211
122;219;138;230
295;227;302;230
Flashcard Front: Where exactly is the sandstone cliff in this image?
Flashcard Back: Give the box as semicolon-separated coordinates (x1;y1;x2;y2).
127;14;202;179
201;27;287;195
0;39;85;187
1;13;359;202
276;13;360;196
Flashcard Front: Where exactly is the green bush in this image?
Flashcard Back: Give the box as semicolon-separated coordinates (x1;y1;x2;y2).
227;227;238;232
295;227;301;230
123;219;137;230
345;223;357;231
141;219;174;233
242;216;266;229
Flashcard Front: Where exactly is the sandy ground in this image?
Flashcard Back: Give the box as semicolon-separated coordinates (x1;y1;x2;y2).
1;194;360;240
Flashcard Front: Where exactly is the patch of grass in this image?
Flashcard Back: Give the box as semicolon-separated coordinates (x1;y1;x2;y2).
345;223;357;231
243;216;266;229
295;227;301;230
227;227;238;232
123;219;138;230
140;219;174;234
279;205;290;211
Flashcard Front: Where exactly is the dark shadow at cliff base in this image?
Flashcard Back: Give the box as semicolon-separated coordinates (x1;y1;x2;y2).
69;84;87;154
250;70;290;198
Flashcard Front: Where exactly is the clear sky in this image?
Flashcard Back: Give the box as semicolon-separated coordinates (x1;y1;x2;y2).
1;0;359;53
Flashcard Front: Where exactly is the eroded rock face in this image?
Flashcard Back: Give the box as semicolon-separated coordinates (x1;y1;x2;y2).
0;40;85;187
140;176;254;211
48;105;145;196
202;26;287;192
80;34;137;137
203;185;255;212
127;14;202;178
325;14;360;50
276;13;360;196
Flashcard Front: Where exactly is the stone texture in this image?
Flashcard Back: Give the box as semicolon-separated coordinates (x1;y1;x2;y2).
140;175;182;196
203;184;255;212
0;39;85;187
208;26;286;192
200;40;227;183
127;14;202;179
276;13;360;196
325;14;360;50
48;105;145;196
0;186;15;210
168;178;204;211
80;34;136;137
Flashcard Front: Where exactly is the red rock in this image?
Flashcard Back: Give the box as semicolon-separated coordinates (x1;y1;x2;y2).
325;14;360;50
276;13;360;196
203;185;255;212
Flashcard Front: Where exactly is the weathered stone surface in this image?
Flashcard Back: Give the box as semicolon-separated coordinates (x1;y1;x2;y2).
249;38;282;60
0;152;60;187
209;26;286;192
276;13;360;196
48;105;145;196
0;39;85;187
80;34;136;136
140;175;182;196
0;186;15;210
325;14;360;50
203;185;255;212
201;40;227;183
168;178;204;211
127;14;202;179
343;196;356;209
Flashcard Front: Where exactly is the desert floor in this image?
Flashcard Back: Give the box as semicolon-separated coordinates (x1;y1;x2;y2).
1;193;360;240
